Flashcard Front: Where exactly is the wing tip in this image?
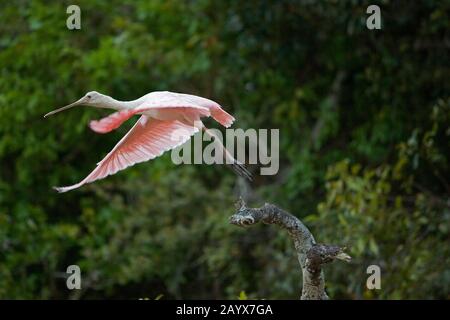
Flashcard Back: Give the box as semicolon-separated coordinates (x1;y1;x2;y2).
53;185;76;193
89;121;111;134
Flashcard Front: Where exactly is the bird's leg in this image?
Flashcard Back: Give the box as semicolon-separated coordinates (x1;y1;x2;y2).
201;126;253;181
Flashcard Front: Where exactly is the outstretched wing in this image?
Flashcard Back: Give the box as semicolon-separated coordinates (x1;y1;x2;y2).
55;116;198;193
89;109;140;134
89;94;210;134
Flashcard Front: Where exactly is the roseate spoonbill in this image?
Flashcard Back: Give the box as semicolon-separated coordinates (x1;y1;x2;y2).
44;91;252;192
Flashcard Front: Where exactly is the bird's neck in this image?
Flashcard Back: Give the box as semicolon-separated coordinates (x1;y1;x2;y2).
100;96;143;110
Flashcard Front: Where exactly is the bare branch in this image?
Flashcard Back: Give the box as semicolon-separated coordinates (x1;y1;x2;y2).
229;200;351;300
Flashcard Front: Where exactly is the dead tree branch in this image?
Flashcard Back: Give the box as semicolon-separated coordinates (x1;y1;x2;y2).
229;198;351;300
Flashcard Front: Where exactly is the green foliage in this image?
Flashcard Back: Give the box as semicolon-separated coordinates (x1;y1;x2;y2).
314;100;449;299
238;291;248;300
0;1;448;299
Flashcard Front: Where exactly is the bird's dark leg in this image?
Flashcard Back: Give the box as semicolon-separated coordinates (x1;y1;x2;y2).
202;127;253;181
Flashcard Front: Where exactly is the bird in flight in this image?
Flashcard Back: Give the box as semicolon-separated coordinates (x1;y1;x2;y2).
45;91;252;192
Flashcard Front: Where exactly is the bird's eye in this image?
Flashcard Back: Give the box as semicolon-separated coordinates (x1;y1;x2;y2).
87;95;91;99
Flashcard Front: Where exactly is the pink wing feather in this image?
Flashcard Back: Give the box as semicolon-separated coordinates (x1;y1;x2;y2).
89;109;140;134
209;106;234;128
89;98;210;134
55;116;198;193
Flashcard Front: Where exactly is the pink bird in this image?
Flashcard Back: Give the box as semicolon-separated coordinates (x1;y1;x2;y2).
44;91;252;192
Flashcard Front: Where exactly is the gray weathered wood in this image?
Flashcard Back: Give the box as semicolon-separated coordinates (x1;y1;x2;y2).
230;198;351;300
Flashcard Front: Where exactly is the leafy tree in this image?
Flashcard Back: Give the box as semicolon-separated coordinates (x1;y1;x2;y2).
0;0;448;299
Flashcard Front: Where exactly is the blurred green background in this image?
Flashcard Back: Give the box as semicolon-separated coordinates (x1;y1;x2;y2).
0;0;449;299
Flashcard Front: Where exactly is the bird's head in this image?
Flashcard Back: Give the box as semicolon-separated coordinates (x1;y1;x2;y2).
82;91;108;106
44;91;110;118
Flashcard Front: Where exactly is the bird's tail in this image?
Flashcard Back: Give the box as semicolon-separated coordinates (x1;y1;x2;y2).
203;127;253;181
210;106;235;128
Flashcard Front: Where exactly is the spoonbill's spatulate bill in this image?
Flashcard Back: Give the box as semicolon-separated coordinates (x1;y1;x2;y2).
45;91;252;192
